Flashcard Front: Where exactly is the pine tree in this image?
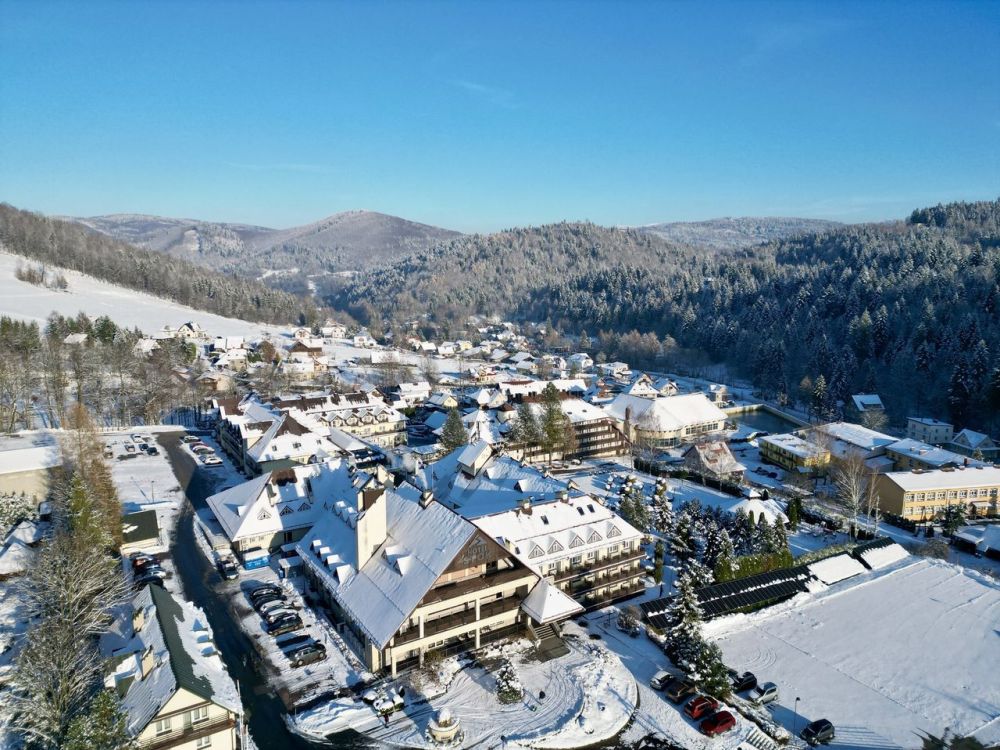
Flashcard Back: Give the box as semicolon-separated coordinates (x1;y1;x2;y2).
756;515;774;554
441;408;468;452
668;509;696;569
786;496;801;530
712;529;738;582
649;478;674;534
688;640;731;699
666;572;704;664
539;383;569;461
62;690;134;750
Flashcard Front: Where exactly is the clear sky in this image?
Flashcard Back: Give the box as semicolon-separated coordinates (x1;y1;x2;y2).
1;0;998;232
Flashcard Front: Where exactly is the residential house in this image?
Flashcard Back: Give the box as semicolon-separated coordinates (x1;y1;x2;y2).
706;383;729;404
207;459;385;553
353;334;377;348
63;332;88;346
100;585;240;750
320;322;348;339
566;353;594;371
393;381;432;409
848;393;885;422
874;466;1000;520
176;322;207;341
947;429;999;461
426;391;459;411
682;441;746;484
906;417;954;445
596;361;630;379
813;422;897;464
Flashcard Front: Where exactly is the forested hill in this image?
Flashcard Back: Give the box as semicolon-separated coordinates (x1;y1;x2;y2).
0;204;319;325
639;216;843;251
334;199;1000;428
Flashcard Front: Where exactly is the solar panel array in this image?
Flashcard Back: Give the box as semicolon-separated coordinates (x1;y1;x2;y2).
640;596;675;630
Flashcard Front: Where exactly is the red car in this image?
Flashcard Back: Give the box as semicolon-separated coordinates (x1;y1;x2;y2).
700;710;736;736
684;695;720;720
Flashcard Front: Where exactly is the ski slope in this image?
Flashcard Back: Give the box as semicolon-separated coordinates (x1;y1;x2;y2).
0;250;280;337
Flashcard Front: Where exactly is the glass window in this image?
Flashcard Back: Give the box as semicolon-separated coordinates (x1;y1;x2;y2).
196;737;212;749
154;718;172;735
190;706;209;724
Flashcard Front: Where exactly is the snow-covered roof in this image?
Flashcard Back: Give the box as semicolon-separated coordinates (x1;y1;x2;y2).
682;441;746;476
815;422;896;453
102;586;239;738
603;393;727;433
886;439;979;468
473;494;643;570
499;378;587;399
850;393;884;412
950;429;996;450
520;579;584;623
414;447;568;518
207;460;357;544
758;432;826;459
297;484;479;649
0;537;34;577
857;541;909;570
0;431;62;476
880;465;1000;492
246;413;339;464
807;553;866;585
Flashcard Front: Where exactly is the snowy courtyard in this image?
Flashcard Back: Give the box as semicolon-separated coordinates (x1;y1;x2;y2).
707;556;1000;749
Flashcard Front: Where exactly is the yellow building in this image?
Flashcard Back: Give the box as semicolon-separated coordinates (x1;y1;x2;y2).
874;466;1000;519
758;433;830;473
102;585;241;750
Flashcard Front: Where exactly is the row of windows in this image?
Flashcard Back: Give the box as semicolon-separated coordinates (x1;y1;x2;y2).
904;488;998;501
153;707;212;740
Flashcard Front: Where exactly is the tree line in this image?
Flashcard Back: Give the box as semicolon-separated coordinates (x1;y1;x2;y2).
334;200;1000;430
0;203;321;325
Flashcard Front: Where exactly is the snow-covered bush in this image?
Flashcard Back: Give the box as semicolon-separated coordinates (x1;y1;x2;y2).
495;659;523;704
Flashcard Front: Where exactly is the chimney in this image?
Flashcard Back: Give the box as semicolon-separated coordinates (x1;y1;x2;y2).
420;489;434;508
520;496;533;515
559;491;569;503
354;481;387;570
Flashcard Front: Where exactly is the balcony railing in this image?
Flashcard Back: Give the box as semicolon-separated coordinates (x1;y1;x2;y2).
567;565;644;596
395;596;521;646
554;549;645;582
419;566;528;607
139;716;236;750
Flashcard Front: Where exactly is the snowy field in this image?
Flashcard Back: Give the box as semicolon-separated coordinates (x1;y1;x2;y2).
707;557;1000;749
0;250;280;337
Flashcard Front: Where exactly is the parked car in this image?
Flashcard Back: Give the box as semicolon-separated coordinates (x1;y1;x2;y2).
664;680;697;704
801;719;835;746
752;681;779;705
287;643;327;668
137;443;149;452
248;584;282;603
699;710;736;736
262;608;297;625
252;593;287;611
217;558;239;580
257;598;292;615
265;614;303;636
201;455;223;466
182;435;200;443
131;434;143;442
276;633;312;650
727;669;757;692
147;446;159;456
192;445;214;455
650;670;673;691
684;695;720;720
124;443;136;453
102;447;113;458
134;573;166;588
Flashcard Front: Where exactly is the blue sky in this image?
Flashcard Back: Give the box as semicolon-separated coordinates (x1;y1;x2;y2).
1;0;997;232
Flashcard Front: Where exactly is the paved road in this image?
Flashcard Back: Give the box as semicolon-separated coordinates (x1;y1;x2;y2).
161;432;370;750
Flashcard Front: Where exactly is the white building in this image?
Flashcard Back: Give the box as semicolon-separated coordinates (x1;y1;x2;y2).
603;392;728;448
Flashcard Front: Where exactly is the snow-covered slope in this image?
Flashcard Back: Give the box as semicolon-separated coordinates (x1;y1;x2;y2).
0;250;278;337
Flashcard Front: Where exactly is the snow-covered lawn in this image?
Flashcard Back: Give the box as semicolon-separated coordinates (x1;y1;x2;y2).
707;556;1000;748
0;250;281;337
292;633;637;749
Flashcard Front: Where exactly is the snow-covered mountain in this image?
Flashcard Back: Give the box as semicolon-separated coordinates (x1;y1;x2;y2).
66;210;461;277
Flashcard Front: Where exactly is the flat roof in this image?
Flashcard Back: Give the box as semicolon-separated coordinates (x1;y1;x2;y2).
881;465;1000;492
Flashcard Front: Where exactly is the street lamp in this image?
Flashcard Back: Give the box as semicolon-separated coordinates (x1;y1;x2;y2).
151;479;155;504
793;696;801;738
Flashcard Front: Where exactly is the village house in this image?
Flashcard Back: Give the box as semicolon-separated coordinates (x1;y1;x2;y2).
207;459;388;554
681;441;746;484
320;322;348;339
353;333;377;348
874;465;1000;520
947;429;999;462
392;381;432;408
566;352;594;371
297;471;575;676
848;393;885;422
596;361;630;379
906;417;954;445
100;585;241;750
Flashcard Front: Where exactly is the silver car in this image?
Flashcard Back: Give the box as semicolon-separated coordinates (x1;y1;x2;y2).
753;681;779;705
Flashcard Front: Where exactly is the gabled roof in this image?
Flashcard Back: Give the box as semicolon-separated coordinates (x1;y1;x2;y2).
682;441;746;477
297;485;480;649
604;393;727;432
